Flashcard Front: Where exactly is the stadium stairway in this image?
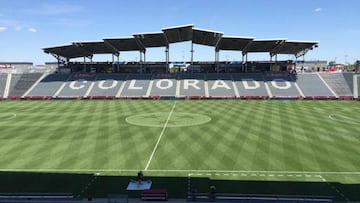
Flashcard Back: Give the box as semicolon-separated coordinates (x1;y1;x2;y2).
26;74;70;99
7;73;44;99
295;73;337;99
319;72;354;99
22;72;49;98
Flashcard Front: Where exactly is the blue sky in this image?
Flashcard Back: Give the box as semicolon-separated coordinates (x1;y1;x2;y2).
0;0;359;64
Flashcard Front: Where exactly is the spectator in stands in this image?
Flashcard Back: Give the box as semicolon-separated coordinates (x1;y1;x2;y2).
137;170;144;183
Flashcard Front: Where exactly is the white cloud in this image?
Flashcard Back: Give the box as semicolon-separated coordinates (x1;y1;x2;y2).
0;27;7;32
314;8;322;12
28;27;37;32
0;19;38;32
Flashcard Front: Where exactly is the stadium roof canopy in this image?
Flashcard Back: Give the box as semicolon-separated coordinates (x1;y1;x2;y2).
242;38;287;54
44;24;319;61
43;44;92;59
192;27;223;47
162;24;194;43
272;40;319;57
216;36;255;51
72;41;119;56
133;32;168;48
103;37;145;52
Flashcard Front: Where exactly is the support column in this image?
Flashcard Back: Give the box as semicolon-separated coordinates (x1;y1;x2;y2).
90;56;93;73
245;54;248;72
215;49;219;73
242;54;245;72
165;46;169;73
83;56;86;72
190;42;194;65
112;54;115;72
117;54;120;73
141;50;146;73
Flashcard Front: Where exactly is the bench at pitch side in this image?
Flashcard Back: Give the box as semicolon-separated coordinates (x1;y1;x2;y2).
141;189;168;201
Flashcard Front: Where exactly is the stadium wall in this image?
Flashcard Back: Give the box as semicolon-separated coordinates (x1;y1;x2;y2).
3;72;354;100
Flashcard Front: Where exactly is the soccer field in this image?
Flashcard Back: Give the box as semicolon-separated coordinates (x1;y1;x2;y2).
0;100;359;185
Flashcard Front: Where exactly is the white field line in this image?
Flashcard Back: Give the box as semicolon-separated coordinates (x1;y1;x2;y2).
189;173;320;178
329;114;359;123
278;104;360;125
144;101;177;171
144;169;360;175
1;168;360;175
319;175;327;182
0;113;17;118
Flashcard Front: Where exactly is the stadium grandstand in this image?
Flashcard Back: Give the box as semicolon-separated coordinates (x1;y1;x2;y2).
1;25;360;203
0;25;359;100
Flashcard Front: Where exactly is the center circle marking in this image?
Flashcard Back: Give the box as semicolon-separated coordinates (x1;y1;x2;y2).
0;113;17;121
126;112;211;127
328;114;359;124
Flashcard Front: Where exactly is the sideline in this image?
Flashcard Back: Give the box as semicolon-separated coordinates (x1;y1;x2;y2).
1;168;360;175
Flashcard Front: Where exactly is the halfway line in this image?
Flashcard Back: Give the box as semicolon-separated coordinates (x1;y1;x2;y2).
144;101;177;171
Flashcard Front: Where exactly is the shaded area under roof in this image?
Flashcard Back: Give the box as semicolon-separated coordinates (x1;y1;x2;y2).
72;41;118;56
243;39;287;53
192;28;223;47
216;36;255;51
103;37;144;52
133;32;167;48
162;24;194;44
273;40;319;56
43;44;91;59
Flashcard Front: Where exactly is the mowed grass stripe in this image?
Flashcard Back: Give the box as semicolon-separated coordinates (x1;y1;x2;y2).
0;100;359;183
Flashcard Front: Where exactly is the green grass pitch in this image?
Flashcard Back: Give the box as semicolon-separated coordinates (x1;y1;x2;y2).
0;100;359;198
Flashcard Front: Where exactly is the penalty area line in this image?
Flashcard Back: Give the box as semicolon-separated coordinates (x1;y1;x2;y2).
144;101;177;171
